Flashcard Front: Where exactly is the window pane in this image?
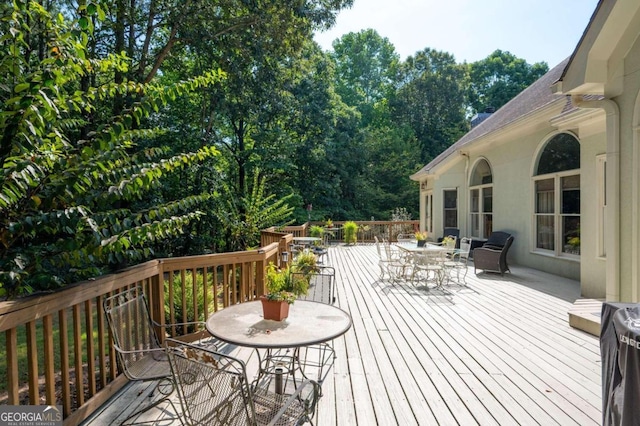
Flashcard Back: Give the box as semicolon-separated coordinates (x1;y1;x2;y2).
562;175;580;214
444;190;457;208
470;189;479;213
483;187;493;213
536;133;580;175
562;216;580;255
484;214;493;237
536;215;554;250
444;210;457;228
470;214;480;236
471;159;492;186
536;179;554;213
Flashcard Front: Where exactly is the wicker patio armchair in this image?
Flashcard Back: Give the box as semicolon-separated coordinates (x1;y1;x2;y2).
473;232;514;276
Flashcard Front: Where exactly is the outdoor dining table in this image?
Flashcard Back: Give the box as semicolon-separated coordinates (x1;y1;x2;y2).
292;236;321;247
205;300;352;394
394;242;450;288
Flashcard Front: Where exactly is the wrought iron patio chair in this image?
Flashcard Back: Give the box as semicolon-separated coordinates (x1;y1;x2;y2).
103;286;211;424
166;339;320;426
410;249;445;288
444;237;471;285
294;266;338;389
374;236;394;280
311;237;329;264
297;265;336;305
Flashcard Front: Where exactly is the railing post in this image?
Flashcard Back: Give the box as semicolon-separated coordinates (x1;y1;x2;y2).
149;262;165;343
256;258;266;298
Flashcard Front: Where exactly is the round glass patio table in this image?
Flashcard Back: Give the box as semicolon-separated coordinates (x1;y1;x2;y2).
206;300;352;394
205;300;351;349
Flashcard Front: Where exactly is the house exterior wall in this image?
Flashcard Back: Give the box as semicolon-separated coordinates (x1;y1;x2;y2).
616;35;640;301
421;120;601;284
577;126;607;298
415;0;640;301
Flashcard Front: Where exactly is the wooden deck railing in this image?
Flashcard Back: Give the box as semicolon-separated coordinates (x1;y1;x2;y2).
304;220;419;243
0;242;280;425
0;220;418;425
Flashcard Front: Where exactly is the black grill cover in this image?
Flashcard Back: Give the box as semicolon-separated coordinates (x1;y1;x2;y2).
601;302;640;426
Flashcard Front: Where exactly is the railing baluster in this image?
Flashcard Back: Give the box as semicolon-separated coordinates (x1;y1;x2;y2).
26;321;38;404
72;304;84;407
43;315;55;404
6;328;19;404
59;309;71;416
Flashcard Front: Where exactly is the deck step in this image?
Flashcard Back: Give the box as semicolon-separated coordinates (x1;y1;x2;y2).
568;298;603;336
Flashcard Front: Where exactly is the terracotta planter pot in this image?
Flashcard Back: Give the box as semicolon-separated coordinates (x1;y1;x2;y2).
260;296;290;321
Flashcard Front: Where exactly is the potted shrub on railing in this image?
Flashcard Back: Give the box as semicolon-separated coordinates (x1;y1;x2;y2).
343;221;358;245
261;252;319;321
309;225;325;245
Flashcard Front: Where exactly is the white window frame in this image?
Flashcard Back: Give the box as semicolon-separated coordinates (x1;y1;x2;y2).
532;170;580;258
469;184;493;239
424;191;433;234
443;188;458;230
596;154;606;258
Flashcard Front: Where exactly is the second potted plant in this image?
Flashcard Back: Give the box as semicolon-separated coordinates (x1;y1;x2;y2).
415;231;428;247
261;252;319;321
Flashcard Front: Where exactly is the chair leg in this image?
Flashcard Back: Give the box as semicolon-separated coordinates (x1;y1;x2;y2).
120;381;179;425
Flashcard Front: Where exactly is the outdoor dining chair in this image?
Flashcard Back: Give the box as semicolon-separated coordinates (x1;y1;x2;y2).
410;250;445;288
166;339;320;426
103;286;211;424
443;237;471;285
295;266;338;389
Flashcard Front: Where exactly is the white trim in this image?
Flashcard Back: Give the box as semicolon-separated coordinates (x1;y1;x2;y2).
596;154;607;258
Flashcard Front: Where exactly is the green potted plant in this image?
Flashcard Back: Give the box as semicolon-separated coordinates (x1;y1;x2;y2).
442;235;456;249
343;221;358;245
415;231;428;247
309;225;325;246
261;253;319;321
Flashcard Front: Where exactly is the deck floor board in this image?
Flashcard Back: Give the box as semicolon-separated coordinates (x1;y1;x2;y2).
82;243;601;425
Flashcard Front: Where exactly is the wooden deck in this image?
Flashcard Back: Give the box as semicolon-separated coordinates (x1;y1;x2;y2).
83;244;601;425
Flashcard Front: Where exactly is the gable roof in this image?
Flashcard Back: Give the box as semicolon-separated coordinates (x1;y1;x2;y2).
411;58;571;180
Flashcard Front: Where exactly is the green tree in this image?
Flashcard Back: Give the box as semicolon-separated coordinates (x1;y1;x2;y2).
0;2;220;296
331;29;400;125
467;49;549;114
390;48;469;163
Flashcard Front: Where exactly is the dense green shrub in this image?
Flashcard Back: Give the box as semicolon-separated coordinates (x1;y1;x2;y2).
343;221;358;245
164;271;218;333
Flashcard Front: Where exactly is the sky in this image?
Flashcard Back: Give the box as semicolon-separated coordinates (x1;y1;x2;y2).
314;0;601;67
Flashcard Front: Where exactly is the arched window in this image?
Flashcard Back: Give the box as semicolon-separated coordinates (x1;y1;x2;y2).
469;159;493;238
533;133;580;256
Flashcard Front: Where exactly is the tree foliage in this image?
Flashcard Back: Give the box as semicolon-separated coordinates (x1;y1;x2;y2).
0;1;221;296
391;48;469;163
467;49;549;114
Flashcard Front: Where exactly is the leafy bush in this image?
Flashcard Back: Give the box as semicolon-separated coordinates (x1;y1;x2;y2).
343;221;358;245
164;271;218;333
0;3;221;297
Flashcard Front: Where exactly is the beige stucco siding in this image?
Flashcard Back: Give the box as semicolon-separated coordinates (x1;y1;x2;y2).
578;129;607;298
616;34;640;301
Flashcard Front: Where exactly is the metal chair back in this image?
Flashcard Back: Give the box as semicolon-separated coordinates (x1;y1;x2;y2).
297;265;336;305
103;286;168;381
167;340;317;426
